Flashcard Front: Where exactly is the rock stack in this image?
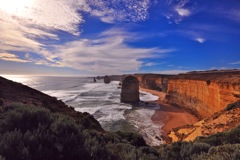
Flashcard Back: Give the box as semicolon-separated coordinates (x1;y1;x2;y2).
121;76;139;103
104;75;111;84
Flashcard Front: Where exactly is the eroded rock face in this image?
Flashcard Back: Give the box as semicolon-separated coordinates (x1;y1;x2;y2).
104;75;111;84
119;74;173;92
166;70;240;118
121;76;139;103
167;100;240;143
134;74;174;92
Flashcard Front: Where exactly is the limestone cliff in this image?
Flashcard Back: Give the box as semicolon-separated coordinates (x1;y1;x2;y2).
167;100;240;143
166;70;240;118
134;74;174;92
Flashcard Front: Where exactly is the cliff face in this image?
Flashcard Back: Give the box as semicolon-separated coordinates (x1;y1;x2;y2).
167;100;240;143
166;70;240;118
134;74;174;92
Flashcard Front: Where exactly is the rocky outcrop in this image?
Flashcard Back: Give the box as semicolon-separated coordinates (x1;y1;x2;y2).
104;75;111;84
0;76;103;131
121;76;139;103
167;100;240;143
166;70;240;118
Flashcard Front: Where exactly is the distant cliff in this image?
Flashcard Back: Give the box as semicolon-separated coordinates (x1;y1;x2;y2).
165;70;240;118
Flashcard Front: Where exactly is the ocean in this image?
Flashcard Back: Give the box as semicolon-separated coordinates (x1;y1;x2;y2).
3;75;164;146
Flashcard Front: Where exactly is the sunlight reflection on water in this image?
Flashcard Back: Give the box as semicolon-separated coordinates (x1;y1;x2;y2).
1;75;31;83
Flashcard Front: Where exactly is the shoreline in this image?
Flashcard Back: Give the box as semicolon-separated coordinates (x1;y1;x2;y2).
140;88;198;137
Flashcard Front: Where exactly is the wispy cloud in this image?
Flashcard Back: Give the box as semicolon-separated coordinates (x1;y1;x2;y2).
0;0;162;75
48;29;174;74
175;8;190;17
0;53;30;63
146;69;189;75
144;62;157;67
161;0;196;23
195;38;205;43
229;61;240;65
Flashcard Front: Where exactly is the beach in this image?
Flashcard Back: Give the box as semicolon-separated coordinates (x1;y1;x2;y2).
140;88;199;136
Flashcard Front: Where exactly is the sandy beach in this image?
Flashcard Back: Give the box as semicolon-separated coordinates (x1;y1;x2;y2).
140;88;199;136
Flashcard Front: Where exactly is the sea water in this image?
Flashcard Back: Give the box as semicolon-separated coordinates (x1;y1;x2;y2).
3;75;163;146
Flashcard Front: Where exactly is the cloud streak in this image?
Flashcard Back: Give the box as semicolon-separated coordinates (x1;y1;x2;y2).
0;53;30;63
230;61;240;65
48;29;174;74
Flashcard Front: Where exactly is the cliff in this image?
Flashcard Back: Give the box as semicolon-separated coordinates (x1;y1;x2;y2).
0;76;103;131
133;74;174;92
166;70;240;118
167;100;240;142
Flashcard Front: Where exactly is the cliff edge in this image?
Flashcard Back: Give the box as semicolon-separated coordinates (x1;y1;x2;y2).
167;100;240;142
166;70;240;118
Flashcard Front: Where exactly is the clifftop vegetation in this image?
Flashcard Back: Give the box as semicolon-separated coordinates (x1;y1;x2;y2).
0;104;239;160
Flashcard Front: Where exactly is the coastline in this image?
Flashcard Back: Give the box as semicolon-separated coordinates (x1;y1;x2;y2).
140;88;198;137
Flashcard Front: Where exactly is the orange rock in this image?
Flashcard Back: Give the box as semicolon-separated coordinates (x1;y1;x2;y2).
166;70;240;118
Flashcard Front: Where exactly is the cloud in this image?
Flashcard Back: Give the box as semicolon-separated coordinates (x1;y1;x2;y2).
195;38;205;43
149;69;189;75
0;0;85;60
86;0;152;23
47;29;174;75
0;0;178;75
175;7;190;17
144;62;157;67
0;0;85;35
0;53;30;63
229;61;240;65
162;0;196;23
0;0;154;60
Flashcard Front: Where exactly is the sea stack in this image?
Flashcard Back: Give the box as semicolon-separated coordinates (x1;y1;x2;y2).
104;75;111;84
121;76;140;103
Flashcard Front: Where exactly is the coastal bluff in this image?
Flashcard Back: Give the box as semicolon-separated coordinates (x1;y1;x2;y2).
134;74;174;92
0;76;103;131
166;70;240;118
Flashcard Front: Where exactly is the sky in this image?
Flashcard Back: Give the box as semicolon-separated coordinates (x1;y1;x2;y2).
0;0;239;76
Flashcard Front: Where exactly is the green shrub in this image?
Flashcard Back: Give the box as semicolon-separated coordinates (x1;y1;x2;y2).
158;142;210;160
193;144;240;160
195;125;240;145
0;105;160;160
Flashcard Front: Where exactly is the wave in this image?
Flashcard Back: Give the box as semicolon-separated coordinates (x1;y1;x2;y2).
11;76;165;145
125;105;164;146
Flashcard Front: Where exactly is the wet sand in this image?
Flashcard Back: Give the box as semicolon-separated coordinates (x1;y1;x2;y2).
140;88;198;135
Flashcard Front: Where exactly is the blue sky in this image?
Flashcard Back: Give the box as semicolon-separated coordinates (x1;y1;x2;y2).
0;0;239;75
